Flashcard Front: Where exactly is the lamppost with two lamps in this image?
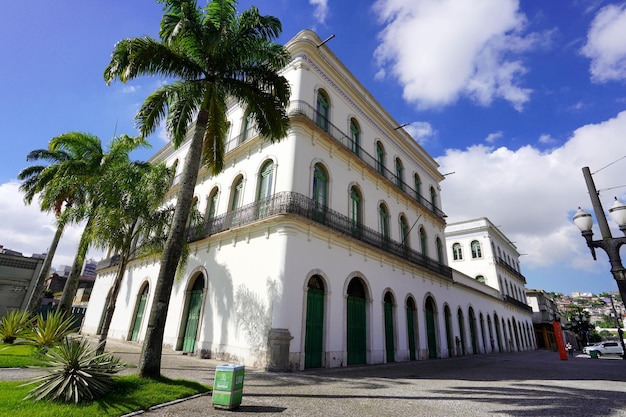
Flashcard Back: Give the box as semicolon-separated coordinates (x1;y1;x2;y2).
573;166;626;359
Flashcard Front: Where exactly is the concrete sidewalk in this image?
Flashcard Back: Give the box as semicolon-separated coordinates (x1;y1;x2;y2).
104;339;626;417
3;338;626;416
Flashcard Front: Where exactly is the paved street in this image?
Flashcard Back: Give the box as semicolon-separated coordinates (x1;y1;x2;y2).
3;339;626;416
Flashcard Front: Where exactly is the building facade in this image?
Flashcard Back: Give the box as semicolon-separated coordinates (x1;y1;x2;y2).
0;247;43;316
82;30;535;370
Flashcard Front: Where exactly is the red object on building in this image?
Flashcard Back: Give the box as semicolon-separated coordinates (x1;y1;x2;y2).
553;320;568;361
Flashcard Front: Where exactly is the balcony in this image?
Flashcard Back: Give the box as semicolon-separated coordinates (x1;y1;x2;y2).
188;191;452;280
287;101;446;220
496;256;527;283
504;295;532;313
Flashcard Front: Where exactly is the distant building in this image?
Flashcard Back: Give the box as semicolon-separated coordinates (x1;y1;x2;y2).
82;259;97;278
0;248;44;316
445;218;534;353
56;265;72;278
525;289;560;350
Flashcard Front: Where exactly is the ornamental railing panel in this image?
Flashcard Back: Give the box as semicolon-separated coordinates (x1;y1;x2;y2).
189;191;452;280
496;257;527;283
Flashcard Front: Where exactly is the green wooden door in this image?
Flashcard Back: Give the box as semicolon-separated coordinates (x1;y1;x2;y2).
384;300;395;362
406;304;416;361
182;290;203;353
305;289;324;368
347;296;366;365
469;316;478;354
129;292;147;342
426;301;437;359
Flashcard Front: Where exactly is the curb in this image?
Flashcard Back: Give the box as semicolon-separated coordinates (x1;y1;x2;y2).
121;390;212;416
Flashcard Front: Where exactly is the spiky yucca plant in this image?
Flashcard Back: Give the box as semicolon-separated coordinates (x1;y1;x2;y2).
0;310;33;344
23;337;124;403
28;309;76;350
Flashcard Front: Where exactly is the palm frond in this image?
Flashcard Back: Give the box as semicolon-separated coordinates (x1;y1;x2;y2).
104;37;205;84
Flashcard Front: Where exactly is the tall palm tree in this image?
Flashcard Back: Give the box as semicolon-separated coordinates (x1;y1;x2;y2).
90;161;173;354
18;134;102;313
55;135;149;312
104;0;291;378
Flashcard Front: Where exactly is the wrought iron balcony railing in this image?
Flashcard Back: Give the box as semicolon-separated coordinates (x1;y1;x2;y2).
496;257;527;283
504;295;533;313
287;100;446;220
188;191;453;280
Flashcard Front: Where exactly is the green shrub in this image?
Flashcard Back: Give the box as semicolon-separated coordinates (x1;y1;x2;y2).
27;310;76;350
22;337;125;404
0;310;33;344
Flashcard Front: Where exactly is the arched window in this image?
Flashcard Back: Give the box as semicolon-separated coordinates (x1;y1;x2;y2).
476;275;485;283
206;187;219;220
414;173;422;203
187;197;199;228
400;215;410;251
376;142;385;174
436;237;443;263
230;176;244;211
379;203;390;247
350;186;363;238
169;159;179;187
430;186;437;211
452;243;462;260
257;160;274;201
313;164;328;207
419;227;427;256
350;118;360;156
316;90;330;131
395;158;404;190
240;111;254;144
471;240;482;259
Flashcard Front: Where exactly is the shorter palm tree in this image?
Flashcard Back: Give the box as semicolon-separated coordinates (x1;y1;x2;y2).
89;161;174;353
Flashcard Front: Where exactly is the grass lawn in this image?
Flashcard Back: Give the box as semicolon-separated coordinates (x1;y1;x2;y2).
0;375;210;417
0;343;43;367
1;343;211;416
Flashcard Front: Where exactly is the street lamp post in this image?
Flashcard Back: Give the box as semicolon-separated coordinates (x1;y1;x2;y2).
573;166;626;360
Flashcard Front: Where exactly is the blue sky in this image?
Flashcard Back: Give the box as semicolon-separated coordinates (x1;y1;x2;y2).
1;0;626;296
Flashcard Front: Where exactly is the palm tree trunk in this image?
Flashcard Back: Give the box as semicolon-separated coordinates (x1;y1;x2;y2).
138;111;209;379
58;216;94;314
96;252;129;355
26;219;66;314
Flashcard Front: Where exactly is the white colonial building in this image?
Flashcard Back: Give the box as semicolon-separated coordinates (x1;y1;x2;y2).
82;30;535;371
445;218;535;353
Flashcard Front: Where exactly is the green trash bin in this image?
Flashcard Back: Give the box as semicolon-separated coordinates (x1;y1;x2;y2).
589;350;599;359
212;364;245;409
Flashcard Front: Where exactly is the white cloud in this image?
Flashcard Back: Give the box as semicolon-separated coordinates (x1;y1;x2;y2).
405;121;435;145
372;0;542;111
309;0;329;24
538;133;555;145
485;131;503;143
122;85;140;94
438;110;626;272
581;3;626;83
0;181;101;269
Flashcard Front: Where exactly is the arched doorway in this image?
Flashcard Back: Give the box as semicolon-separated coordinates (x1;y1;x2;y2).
425;297;438;359
181;274;205;353
457;308;466;356
494;313;502;352
479;313;486;354
305;275;325;368
468;307;478;354
129;283;149;342
347;278;367;365
384;292;395;363
406;297;418;360
444;305;453;357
